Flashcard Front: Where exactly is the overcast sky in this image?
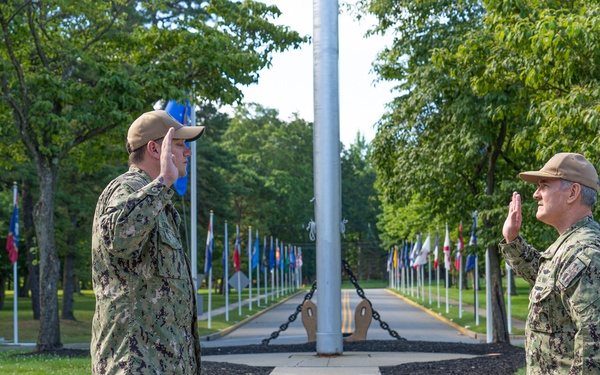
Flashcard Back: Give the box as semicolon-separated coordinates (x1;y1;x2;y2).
236;0;396;147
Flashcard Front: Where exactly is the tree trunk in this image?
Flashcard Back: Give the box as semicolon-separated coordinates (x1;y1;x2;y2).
23;184;40;320
61;252;76;320
34;164;62;352
0;276;6;310
488;244;510;343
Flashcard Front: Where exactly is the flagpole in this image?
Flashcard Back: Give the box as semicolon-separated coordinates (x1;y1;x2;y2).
224;221;229;321
190;107;198;293
236;225;242;316
248;226;252;311
270;236;274;302
507;262;512;334
475;254;479;326
256;229;260;307
207;211;213;329
12;182;18;344
263;236;268;304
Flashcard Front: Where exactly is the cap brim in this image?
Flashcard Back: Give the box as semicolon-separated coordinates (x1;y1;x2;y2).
173;126;205;142
519;171;560;184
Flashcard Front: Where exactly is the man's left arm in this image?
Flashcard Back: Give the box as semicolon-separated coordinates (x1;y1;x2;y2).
562;250;600;374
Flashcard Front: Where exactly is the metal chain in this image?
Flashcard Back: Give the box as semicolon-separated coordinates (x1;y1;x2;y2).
262;281;318;346
342;259;406;341
262;259;405;345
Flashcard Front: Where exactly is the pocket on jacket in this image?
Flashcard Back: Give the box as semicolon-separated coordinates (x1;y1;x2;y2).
528;282;555;333
157;227;186;279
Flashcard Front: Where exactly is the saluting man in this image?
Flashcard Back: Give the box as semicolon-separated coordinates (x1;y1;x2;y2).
91;110;204;374
501;152;600;374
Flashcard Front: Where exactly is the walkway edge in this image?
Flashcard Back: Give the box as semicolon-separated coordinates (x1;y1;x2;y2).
201;290;305;342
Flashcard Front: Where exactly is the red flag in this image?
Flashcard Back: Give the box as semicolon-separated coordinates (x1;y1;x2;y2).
6;192;18;264
233;226;241;272
443;224;451;270
454;221;464;271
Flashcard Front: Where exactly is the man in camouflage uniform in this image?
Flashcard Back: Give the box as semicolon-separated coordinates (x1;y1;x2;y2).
91;110;204;374
501;152;600;374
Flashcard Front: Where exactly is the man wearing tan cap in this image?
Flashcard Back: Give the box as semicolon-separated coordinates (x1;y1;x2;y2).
91;110;204;374
501;152;600;374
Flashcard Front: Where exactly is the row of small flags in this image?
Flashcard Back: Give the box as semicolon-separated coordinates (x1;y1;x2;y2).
387;214;478;273
203;215;303;275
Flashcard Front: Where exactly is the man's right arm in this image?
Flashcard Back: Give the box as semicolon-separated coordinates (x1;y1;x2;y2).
500;191;541;284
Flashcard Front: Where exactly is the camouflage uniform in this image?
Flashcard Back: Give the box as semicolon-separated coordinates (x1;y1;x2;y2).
500;215;600;374
91;166;201;374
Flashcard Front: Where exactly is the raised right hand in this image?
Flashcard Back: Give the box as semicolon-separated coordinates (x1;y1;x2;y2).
502;191;522;243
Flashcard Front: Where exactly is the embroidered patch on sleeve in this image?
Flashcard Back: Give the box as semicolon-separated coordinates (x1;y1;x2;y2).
558;258;587;289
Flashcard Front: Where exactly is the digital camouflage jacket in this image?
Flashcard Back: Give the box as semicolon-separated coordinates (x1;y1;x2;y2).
500;215;600;374
91;167;201;374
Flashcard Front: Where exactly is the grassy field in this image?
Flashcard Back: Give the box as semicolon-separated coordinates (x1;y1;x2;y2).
0;277;528;374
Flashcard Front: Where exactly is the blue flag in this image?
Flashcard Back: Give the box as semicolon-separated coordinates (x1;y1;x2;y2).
6;193;18;264
269;242;275;271
165;99;193;196
251;235;259;271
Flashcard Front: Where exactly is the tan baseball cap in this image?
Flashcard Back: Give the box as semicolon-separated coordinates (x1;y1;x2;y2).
126;110;205;153
519;152;599;191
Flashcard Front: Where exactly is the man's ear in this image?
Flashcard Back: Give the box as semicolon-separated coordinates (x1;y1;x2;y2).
146;141;161;160
567;183;582;203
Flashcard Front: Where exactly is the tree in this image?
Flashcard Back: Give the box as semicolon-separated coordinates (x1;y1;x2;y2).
341;133;383;280
360;0;530;342
0;0;304;352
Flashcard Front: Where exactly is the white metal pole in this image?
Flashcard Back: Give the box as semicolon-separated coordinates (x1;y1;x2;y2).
264;236;268;304
12;183;18;344
506;262;512;334
248;226;252;311
314;0;342;355
459;253;463;319
191;109;198;293
225;222;229;321
486;248;493;343
475;255;479;326
237;225;242;316
256;229;260;307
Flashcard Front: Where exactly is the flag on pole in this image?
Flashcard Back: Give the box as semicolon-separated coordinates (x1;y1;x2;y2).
296;247;303;268
469;212;477;246
165;99;193;196
433;230;440;270
204;212;214;273
455;221;464;271
414;233;431;269
443;224;451;270
6;190;18;264
233;226;241;272
275;246;281;269
288;246;295;270
392;246;398;271
252;234;260;270
269;240;275;271
409;238;419;267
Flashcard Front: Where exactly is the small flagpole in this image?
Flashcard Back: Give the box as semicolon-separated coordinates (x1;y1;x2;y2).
270;236;274;302
12;182;18;344
475;254;479;326
206;212;213;329
237;225;242;316
459;252;463;319
225;221;229;321
256;229;260;307
264;236;268;304
507;262;512;334
248;226;252;311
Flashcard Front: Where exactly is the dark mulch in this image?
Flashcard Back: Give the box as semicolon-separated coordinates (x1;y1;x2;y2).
202;340;526;375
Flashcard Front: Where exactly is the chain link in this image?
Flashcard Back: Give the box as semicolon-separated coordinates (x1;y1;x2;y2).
342;259;406;341
262;281;317;346
262;259;405;345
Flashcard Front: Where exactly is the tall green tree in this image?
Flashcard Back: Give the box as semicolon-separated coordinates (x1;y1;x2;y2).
341;133;383;280
361;0;531;342
0;0;304;352
223;104;315;277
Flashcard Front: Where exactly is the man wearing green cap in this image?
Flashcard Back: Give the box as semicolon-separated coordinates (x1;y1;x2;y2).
91;110;205;374
501;152;600;374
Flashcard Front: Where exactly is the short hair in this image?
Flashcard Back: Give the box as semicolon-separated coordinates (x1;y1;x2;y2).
127;138;164;166
560;180;597;209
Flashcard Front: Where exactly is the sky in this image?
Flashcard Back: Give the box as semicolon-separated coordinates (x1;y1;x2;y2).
235;0;396;147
